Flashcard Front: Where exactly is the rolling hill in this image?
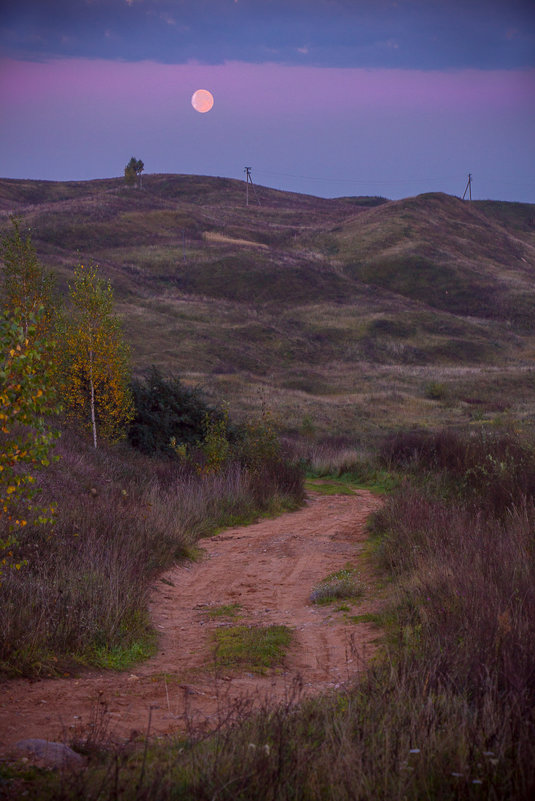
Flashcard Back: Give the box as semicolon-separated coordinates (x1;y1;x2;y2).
1;173;535;440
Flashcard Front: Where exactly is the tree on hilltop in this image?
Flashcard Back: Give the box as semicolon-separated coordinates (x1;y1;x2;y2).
124;156;144;188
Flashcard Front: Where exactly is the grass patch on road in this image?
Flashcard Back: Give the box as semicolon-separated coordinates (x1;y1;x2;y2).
305;471;399;496
202;603;243;620
310;566;363;605
88;635;157;671
305;478;356;495
213;625;292;674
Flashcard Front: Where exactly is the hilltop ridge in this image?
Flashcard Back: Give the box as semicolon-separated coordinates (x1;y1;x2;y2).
1;174;534;438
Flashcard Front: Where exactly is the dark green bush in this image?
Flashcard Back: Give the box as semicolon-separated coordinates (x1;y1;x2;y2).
128;366;216;456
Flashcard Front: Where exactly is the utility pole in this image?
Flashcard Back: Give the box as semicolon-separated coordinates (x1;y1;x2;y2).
462;172;472;201
244;167;251;206
244;167;261;207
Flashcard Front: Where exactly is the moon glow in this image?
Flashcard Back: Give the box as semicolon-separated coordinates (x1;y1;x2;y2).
191;89;214;113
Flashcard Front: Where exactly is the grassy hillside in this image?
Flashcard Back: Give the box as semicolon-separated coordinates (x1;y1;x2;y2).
1;174;535;439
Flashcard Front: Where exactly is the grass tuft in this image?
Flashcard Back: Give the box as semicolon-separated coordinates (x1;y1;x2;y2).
213;625;293;674
310;566;363;605
201;603;242;620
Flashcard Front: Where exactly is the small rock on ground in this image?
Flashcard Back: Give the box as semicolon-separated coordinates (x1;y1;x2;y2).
13;738;85;767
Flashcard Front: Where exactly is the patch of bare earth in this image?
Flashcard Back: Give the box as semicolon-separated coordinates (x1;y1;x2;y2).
0;491;382;753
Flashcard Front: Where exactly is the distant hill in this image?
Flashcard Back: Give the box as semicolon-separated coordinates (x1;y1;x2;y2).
1;174;535;439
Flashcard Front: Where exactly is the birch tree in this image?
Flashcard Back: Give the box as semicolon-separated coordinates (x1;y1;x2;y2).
62;265;133;448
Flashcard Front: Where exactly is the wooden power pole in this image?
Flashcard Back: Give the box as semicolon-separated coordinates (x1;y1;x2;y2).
462;172;472;201
244;167;261;207
244;166;251;206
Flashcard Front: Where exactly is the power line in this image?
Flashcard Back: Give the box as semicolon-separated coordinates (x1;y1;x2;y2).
255;169;466;187
243;167;533;201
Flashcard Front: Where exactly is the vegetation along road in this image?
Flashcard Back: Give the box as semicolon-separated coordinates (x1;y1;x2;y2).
0;490;381;754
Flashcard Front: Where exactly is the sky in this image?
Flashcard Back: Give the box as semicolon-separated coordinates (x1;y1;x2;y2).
0;0;534;202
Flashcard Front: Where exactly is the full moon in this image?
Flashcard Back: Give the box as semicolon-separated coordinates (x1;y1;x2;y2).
191;89;214;113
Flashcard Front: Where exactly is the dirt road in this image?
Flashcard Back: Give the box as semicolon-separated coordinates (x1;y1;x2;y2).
0;491;382;752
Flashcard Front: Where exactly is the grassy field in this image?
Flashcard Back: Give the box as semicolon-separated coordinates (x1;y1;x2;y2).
1;174;534;441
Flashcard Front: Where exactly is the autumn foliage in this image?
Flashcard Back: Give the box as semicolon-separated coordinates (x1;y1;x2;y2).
60;265;134;447
0;218;56;341
0;311;60;575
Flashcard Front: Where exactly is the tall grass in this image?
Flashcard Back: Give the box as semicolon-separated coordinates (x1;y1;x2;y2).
379;426;535;514
0;425;304;676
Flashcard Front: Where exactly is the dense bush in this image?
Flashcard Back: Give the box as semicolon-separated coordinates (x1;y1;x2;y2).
128;366;217;456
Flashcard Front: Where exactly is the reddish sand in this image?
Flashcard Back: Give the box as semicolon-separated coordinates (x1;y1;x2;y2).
0;491;382;754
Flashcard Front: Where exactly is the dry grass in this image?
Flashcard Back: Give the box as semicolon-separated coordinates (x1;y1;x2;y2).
203;231;269;249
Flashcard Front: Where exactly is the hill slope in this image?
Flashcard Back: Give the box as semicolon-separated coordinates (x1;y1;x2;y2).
1;174;535;439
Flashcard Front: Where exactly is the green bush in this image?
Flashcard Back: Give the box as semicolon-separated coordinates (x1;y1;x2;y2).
238;406;281;472
128;366;216;456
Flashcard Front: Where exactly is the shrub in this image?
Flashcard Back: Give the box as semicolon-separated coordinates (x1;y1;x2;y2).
238;405;281;472
199;408;231;474
128;366;216;456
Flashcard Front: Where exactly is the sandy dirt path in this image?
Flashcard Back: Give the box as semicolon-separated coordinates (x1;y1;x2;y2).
0;491;382;753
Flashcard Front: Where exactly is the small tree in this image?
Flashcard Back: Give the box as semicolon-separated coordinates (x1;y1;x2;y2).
0;218;56;339
124;156;144;189
0;310;60;577
61;265;133;448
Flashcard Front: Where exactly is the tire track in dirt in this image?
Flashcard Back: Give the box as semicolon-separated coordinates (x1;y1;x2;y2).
0;491;382;753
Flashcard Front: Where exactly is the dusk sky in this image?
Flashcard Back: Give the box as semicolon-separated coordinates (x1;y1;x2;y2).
1;0;534;201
